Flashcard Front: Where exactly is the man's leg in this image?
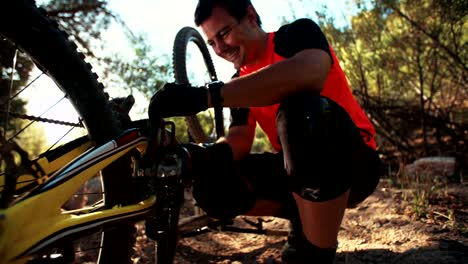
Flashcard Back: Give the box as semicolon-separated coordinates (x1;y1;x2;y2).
276;93;364;263
234;152;295;217
293;190;348;247
188;145;293;220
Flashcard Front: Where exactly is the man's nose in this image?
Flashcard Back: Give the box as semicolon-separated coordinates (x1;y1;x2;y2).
214;40;228;56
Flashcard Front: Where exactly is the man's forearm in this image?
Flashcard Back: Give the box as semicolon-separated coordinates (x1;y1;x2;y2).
218;49;331;107
218;126;254;160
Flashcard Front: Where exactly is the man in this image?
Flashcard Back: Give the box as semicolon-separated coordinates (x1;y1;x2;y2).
149;0;382;263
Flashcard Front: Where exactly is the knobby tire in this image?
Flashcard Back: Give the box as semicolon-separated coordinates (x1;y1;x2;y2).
0;1;137;263
172;27;218;143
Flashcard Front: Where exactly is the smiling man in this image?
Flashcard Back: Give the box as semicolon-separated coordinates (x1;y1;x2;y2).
148;0;383;263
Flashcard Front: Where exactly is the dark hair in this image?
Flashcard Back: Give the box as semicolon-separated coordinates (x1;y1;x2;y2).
194;0;262;26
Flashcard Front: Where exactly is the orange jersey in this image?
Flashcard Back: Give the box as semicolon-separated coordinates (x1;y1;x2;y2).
234;19;376;150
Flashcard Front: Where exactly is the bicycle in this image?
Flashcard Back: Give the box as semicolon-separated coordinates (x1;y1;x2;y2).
0;1;288;263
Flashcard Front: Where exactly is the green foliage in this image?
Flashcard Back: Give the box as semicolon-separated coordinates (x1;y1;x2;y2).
15;121;48;158
251;126;274;153
166;117;189;143
196;110;215;138
42;0;114;57
101;33;172;99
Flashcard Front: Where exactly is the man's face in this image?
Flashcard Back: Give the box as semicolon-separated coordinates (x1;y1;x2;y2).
200;6;256;69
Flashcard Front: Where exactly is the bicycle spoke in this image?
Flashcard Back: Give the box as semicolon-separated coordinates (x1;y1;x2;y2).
46;125;76;152
70;192;105;196
9;72;44;100
0;178;35;187
0;2;137;262
3;49;18;138
1;49;82;150
75;246;103;254
7;96;66;141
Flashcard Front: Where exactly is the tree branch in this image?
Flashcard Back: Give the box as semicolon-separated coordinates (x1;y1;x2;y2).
383;1;467;72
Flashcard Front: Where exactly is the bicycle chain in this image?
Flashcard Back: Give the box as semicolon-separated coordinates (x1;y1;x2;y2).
1;110;83;127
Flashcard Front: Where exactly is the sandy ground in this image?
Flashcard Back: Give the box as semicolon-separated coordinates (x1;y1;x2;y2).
132;181;468;264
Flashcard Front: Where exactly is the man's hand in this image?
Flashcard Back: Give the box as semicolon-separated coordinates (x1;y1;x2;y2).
148;83;208;119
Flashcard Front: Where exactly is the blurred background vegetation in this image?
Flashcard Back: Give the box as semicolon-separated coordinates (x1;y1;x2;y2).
311;0;466;172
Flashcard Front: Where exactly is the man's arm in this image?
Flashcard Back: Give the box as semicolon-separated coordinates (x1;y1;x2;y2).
217;124;255;160
210;48;331;108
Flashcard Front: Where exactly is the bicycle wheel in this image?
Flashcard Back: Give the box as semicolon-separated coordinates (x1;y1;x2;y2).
0;1;136;263
172;26;225;143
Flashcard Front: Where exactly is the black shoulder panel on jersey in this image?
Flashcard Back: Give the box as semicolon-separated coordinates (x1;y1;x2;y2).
274;18;332;61
229;107;250;128
228;71;249;128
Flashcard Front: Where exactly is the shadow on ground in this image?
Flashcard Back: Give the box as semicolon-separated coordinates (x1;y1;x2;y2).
175;239;467;264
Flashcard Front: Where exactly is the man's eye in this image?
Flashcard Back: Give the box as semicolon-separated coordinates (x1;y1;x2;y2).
219;28;231;39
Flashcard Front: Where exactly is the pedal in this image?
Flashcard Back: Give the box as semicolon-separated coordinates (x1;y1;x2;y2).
242;217;266;230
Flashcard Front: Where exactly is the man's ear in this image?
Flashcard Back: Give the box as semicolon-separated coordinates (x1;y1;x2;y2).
246;5;258;26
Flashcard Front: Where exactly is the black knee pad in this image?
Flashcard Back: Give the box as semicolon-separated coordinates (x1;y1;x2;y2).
347;145;383;207
276;93;360;202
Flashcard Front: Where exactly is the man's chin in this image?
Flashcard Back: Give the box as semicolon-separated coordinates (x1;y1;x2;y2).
232;59;244;70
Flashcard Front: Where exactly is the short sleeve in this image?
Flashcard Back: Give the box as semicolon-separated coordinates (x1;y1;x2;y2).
274;18;332;61
229;107;250;128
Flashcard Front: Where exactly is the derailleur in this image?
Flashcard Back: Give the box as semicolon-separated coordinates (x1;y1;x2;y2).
0;134;43;207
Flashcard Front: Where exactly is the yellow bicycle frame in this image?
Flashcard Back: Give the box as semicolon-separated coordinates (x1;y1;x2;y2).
0;129;155;264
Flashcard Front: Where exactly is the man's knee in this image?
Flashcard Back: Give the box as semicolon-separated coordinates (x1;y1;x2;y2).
347;146;383;207
276;93;358;150
276;93;358;202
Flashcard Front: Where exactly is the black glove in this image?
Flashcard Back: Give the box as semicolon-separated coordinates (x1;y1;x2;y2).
182;142;233;172
182;142;255;220
148;82;208;120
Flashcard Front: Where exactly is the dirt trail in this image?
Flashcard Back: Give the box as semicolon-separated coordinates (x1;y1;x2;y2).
133;181;468;263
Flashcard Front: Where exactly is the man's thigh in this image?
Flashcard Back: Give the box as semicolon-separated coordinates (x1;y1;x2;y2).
235;152;289;201
347;142;383;207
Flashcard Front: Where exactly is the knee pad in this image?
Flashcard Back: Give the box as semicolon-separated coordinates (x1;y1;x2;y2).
276;93;358;202
347;146;383;207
